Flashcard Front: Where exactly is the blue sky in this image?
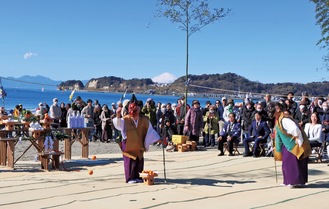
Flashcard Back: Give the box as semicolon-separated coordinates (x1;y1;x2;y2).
0;0;326;84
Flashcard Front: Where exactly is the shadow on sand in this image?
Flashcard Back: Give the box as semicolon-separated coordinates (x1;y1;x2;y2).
154;177;256;187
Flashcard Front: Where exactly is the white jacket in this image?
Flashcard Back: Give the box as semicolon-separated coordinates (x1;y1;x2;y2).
304;123;322;143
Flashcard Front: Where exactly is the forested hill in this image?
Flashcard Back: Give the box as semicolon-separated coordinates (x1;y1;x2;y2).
57;73;329;97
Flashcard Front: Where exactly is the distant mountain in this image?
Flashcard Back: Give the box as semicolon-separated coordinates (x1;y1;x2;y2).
3;74;329;98
1;75;61;90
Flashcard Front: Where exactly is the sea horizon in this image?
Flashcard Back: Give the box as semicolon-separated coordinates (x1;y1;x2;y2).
1;87;245;112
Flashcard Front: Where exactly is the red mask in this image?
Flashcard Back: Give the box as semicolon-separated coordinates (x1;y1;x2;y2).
128;102;138;117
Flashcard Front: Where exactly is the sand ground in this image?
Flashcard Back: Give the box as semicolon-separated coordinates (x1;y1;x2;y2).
1;144;329;209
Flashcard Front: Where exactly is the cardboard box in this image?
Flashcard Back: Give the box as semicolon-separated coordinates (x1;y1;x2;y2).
178;144;188;152
172;135;188;144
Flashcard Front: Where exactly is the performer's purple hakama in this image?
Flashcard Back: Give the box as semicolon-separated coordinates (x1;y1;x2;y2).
281;145;308;185
122;140;144;182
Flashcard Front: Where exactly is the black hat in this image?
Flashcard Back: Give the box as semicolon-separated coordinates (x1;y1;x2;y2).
192;100;200;105
130;94;138;104
87;99;92;103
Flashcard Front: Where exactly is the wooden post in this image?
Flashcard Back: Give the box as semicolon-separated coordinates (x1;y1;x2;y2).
0;138;16;169
81;128;89;158
64;129;72;160
7;140;15;169
0;140;7;166
64;138;71;160
40;154;49;170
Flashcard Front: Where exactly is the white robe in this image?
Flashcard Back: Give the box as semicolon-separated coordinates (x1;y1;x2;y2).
282;117;303;147
113;117;160;151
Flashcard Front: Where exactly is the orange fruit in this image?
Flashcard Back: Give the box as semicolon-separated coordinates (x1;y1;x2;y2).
91;155;96;160
88;170;93;175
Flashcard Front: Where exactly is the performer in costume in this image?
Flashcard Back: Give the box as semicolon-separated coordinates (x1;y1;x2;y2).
113;94;161;183
273;102;311;187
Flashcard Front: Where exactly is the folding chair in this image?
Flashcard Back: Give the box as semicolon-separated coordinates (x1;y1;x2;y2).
249;141;266;157
223;142;240;155
312;141;326;163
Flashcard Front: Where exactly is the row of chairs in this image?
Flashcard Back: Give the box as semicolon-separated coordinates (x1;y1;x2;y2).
223;139;329;163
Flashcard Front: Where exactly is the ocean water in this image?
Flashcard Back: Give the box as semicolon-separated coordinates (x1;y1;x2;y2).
1;88;237;112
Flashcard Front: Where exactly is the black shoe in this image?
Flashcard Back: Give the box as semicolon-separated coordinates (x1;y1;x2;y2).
228;153;234;156
218;153;224;156
253;155;259;158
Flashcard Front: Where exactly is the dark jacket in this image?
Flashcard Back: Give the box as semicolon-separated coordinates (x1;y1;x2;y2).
248;120;270;139
220;121;241;143
242;106;255;131
294;109;310;128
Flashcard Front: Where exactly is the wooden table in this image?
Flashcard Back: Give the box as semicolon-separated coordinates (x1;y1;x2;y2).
0;127;63;171
59;127;94;160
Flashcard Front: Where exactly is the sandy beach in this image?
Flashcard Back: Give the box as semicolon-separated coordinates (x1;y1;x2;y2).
1;142;329;209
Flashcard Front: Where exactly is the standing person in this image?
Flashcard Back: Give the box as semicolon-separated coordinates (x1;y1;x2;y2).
287;92;297;117
93;105;102;142
319;101;329;152
263;93;272;109
217;113;241;156
141;98;157;129
49;98;62;127
203;105;219;147
81;99;94;128
13;105;21;117
113;95;161;183
273;102;311;188
214;99;225;134
81;99;94;141
177;96;189;135
294;101;310;129
223;98;237;122
100;104;113;143
72;96;86;113
156;103;165;134
241;100;255;139
184;100;203;144
112;102;120;140
162;103;176;127
60;102;68;127
66;103;73;124
110;102;117;114
94;99;101;110
35;102;47;120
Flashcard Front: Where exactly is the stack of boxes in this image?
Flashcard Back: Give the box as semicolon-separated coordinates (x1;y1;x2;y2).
172;135;197;152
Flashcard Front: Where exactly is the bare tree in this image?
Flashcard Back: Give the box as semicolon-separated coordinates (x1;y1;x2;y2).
156;0;230;109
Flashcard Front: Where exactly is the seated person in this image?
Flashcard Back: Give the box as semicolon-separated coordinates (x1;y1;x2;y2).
162;118;177;151
217;112;241;156
243;112;271;157
304;112;322;148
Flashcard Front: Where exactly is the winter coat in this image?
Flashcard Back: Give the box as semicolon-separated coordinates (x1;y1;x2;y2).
184;107;203;136
203;111;219;135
